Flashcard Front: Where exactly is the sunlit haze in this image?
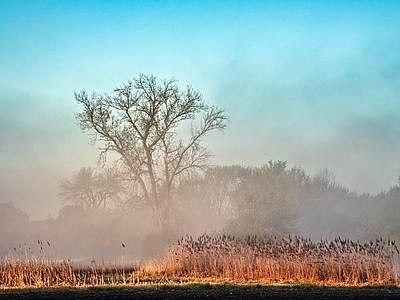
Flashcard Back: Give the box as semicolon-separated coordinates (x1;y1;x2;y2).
1;0;400;221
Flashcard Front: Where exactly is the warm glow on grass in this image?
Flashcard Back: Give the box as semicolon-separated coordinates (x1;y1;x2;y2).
1;235;399;288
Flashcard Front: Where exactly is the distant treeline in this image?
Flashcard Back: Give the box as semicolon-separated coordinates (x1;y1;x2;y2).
1;160;399;262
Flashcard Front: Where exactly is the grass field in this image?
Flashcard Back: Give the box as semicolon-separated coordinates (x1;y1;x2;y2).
1;234;399;289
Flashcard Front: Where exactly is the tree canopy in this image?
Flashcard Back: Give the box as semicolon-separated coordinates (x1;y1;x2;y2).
74;74;228;229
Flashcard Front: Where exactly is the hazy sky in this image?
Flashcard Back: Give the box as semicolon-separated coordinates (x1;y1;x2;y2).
1;1;400;220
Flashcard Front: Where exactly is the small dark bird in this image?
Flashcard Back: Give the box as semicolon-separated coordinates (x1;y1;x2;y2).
122;243;125;248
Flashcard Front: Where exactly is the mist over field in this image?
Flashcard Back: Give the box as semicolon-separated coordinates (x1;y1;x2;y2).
1;1;400;264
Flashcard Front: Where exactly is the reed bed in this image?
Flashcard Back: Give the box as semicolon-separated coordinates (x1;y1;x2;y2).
0;240;144;288
1;235;399;288
0;256;143;288
161;234;400;285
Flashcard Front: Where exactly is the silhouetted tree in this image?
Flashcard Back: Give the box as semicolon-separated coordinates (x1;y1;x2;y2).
59;167;123;210
360;176;400;241
0;202;30;254
175;165;251;233
225;161;304;237
75;74;227;230
295;168;363;240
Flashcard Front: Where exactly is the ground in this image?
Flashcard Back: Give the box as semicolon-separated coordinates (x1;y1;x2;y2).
1;285;400;299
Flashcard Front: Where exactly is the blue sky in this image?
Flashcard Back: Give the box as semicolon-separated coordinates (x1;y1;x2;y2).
1;1;400;220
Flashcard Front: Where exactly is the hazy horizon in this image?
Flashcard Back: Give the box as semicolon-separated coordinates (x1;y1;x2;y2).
1;1;400;221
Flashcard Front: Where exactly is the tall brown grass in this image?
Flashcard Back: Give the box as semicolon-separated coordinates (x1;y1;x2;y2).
0;240;141;288
1;235;399;288
160;234;399;285
0;255;151;288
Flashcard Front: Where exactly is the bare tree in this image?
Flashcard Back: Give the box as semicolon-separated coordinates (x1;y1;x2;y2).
59;167;123;210
75;74;228;230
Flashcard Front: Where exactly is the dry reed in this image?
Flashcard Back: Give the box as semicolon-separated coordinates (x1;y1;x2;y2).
160;234;400;285
0;256;143;288
1;235;399;288
0;240;141;288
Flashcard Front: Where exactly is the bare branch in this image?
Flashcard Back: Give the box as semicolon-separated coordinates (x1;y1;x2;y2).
74;74;228;229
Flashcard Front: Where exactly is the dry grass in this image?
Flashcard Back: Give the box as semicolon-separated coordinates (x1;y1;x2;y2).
160;234;400;285
0;240;141;288
1;235;399;288
0;256;136;288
